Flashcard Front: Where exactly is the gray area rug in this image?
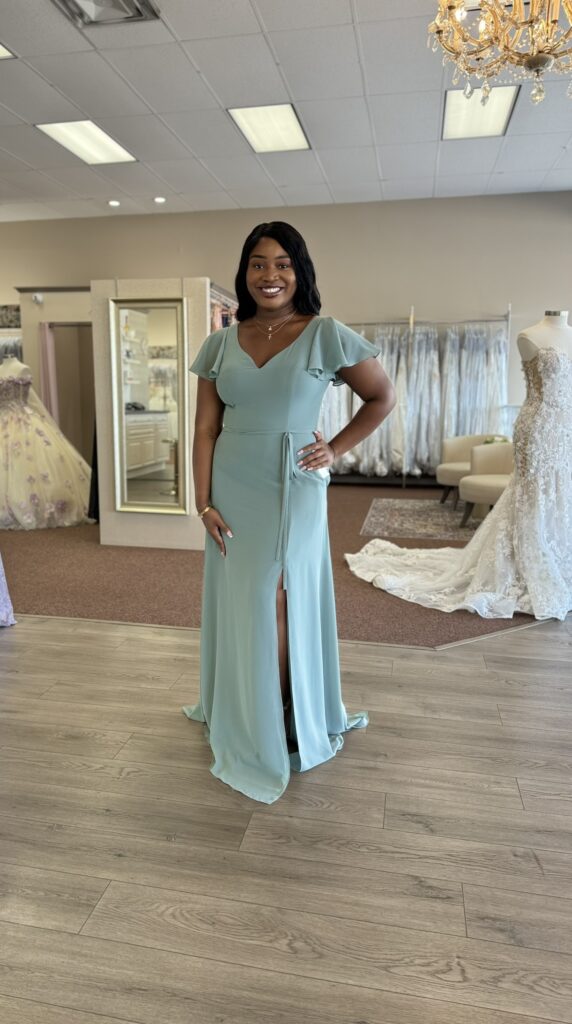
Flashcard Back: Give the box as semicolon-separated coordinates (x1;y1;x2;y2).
361;498;479;541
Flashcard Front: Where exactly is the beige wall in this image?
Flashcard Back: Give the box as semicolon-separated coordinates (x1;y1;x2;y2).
3;191;572;403
19;291;91;386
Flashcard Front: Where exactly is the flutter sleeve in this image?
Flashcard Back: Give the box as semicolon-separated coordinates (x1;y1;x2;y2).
189;327;228;380
306;317;379;386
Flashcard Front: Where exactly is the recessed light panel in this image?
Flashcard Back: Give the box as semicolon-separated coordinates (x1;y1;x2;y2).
443;86;518;140
228;104;309;153
36;121;136;164
0;43;15;59
50;0;159;26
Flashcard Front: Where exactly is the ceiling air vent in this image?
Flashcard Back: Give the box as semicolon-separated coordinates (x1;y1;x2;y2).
50;0;160;27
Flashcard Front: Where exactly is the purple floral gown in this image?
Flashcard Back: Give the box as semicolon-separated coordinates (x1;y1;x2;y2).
0;362;91;530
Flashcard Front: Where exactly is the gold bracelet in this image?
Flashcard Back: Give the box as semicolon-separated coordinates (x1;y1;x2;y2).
197;504;212;518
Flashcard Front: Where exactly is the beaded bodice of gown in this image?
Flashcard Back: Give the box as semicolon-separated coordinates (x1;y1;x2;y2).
0;375;32;407
345;346;572;621
513;346;572;479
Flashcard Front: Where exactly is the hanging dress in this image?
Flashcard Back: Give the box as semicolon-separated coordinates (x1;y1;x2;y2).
182;316;379;803
0;365;91;530
345;347;572;621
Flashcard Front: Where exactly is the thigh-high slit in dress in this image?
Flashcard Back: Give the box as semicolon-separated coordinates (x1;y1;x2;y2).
182;316;378;803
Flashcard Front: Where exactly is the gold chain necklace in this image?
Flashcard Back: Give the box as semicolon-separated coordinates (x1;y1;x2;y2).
253;309;297;341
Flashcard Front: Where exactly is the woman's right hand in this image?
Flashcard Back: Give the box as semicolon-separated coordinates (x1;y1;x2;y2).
202;507;233;557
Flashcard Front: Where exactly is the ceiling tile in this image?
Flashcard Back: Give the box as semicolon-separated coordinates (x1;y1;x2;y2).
158;0;260;40
201;154;272;188
507;81;572;136
92;197;148;215
162;110;250;157
104;44;217;113
93;163;173;196
37;165;125;197
0;61;82;123
184;35;288;107
183;192;239;210
270;26;362;100
41;199;109;218
486;171;548;193
281;183;333;204
0;149;32;173
382;178;434;199
297;97;373;148
370;91;442;145
228;185;285;207
0;178;28;201
378;142;437;179
316;146;378;183
330;181;382;202
80;20;174;49
356;0;435;19
554;139;572;168
0;0;91;56
0;104;23;127
434;174;490;197
360;17;443;95
29;52;149;118
496;132;570;172
0;202;61;221
259;151;325;187
144;195;194;213
146;159;220;192
438;138;504;177
257;0;351;31
96;116;192;162
541;168;572;190
0;170;72;200
0;125;84;167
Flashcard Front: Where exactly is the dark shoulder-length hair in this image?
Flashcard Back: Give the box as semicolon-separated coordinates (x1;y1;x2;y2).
234;221;321;322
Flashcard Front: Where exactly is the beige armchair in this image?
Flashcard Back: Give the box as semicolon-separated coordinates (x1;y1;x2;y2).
459;442;514;527
437;434;499;509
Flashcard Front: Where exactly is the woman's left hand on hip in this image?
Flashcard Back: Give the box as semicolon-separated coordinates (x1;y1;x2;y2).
296;430;336;470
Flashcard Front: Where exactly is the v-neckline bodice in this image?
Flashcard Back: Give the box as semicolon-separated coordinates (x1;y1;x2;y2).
234;316;319;370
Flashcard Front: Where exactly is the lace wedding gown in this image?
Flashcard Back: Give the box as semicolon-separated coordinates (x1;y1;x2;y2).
0;366;91;530
345;347;572;621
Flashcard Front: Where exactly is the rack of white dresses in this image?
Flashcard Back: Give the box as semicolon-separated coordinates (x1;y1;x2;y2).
320;305;512;487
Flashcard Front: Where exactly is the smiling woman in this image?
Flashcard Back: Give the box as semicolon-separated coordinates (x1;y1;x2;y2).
182;221;396;804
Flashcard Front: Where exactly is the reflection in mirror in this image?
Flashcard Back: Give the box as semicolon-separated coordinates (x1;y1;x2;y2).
111;299;188;514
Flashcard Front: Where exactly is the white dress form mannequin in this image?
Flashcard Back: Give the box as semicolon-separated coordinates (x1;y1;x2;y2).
517;311;572;362
0;354;29;377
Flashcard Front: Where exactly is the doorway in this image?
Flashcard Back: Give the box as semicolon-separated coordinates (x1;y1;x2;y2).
51;322;95;463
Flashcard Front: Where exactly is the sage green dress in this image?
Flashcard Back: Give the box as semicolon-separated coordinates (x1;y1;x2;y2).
183;316;378;803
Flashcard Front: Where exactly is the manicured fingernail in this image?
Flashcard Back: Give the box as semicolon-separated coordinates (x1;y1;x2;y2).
227;531;233;537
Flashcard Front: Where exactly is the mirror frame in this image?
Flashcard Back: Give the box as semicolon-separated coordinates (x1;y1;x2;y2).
109;297;189;515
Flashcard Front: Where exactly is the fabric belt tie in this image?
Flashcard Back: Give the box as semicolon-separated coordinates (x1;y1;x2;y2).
222;426;316;590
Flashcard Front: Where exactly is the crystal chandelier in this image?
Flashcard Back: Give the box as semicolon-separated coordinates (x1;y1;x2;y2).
428;1;572;104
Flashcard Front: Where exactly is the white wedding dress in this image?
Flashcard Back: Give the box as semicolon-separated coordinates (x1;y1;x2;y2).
345;346;572;621
0;554;15;626
0;360;91;530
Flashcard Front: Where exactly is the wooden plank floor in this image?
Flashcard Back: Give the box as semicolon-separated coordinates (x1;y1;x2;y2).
1;612;571;1024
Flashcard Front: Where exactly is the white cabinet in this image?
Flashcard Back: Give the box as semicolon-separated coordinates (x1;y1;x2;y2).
125;412;169;477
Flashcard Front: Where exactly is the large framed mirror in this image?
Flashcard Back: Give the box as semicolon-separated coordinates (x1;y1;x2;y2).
110;298;188;514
